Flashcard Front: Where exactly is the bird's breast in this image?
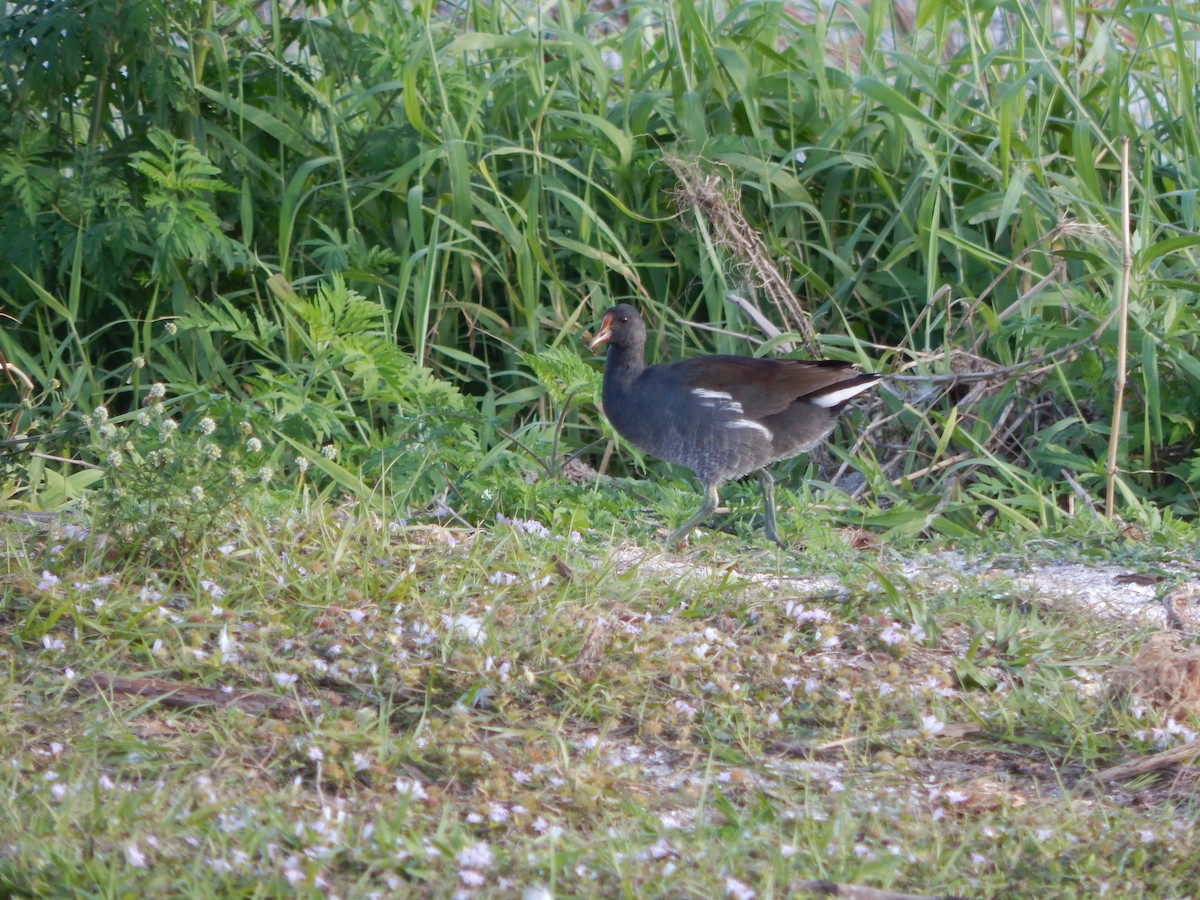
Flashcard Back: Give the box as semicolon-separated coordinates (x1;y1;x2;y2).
603;378;776;483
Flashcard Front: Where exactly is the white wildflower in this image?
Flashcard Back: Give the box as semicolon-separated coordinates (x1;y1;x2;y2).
456;841;494;870
919;714;945;737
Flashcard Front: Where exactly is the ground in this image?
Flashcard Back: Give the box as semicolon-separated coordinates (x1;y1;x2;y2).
2;511;1198;897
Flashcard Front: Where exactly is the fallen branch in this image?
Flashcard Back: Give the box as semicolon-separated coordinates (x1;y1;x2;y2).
796;880;968;900
1092;742;1200;785
770;721;982;757
84;672;311;720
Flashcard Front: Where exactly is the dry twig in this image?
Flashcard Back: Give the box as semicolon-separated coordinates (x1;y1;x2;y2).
84;672;311;720
1106;136;1132;517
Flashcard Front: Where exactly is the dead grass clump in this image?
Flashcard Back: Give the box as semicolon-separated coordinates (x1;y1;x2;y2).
1108;633;1200;718
665;156;817;353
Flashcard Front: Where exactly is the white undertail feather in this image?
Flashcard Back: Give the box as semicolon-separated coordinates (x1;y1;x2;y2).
809;379;880;409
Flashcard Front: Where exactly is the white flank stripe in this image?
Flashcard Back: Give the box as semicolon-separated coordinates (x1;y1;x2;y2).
727;419;773;439
810;379;879;409
692;388;743;413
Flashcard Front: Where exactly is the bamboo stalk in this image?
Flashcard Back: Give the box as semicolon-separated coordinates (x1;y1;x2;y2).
1105;137;1132;517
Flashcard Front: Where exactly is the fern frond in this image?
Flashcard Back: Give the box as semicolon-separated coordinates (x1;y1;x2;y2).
519;346;601;407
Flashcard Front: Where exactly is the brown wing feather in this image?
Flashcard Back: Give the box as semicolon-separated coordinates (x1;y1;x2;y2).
669;357;864;418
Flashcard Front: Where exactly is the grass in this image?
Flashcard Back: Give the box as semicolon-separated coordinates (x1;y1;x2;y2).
4;0;1200;894
5;0;1200;519
2;494;1198;897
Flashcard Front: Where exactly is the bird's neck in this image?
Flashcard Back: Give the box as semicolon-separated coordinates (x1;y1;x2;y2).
603;343;646;393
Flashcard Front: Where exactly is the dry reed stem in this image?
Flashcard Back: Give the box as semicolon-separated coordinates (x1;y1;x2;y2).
665;156;818;354
1105;136;1132;516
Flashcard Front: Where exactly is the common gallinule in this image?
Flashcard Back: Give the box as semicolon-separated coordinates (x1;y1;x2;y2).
589;304;880;548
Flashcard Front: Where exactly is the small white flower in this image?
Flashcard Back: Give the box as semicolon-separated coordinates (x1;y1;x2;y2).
672;698;698;716
273;672;298;687
125;842;147;868
785;602;832;624
488;802;510;823
199;579;224;600
199;417;216;436
38;571;60;591
132;356;145;369
164;321;177;336
148;382;167;399
204;444;221;461
246;437;262;453
106;450;123;468
295;455;309;474
321;444;338;461
451;614;485;645
257;466;273;483
919;714;946;737
217;626;239;664
189;485;205;502
456;841;494;870
93;406;109;423
725;876;755;900
395;779;428;800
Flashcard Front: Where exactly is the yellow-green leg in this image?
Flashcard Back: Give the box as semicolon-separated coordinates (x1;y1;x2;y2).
668;482;721;548
757;469;785;548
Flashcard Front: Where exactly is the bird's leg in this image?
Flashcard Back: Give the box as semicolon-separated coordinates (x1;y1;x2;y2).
668;482;720;548
756;469;785;548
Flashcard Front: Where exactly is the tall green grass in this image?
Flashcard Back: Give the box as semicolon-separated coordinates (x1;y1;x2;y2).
2;0;1199;526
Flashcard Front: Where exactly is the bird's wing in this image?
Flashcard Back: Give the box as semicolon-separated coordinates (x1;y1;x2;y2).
669;357;868;418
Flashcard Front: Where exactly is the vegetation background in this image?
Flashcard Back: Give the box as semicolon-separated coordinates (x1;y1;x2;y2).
2;0;1199;896
4;0;1199;530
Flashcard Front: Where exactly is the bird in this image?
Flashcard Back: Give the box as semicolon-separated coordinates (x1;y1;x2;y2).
589;303;881;548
